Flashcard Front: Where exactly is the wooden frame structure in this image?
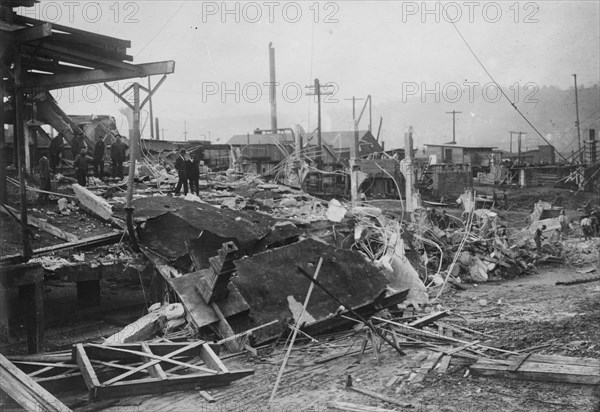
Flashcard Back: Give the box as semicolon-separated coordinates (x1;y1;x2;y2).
72;342;253;400
1;2;175;259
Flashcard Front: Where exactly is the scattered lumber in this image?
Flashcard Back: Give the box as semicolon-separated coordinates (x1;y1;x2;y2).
1;204;78;242
470;354;600;385
329;401;397;412
71;183;113;220
408;310;449;328
72;342;254;399
0;353;72;412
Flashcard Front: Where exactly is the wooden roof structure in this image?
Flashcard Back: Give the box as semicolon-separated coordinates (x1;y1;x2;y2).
0;1;175;260
1;6;175;92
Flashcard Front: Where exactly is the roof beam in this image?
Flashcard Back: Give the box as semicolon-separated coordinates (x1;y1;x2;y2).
6;22;52;43
22;60;175;91
15;15;130;49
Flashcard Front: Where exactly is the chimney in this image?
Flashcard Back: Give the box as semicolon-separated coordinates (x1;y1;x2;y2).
269;42;277;134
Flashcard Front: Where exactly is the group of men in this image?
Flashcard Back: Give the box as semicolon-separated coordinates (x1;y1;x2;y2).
173;149;209;196
42;133;127;194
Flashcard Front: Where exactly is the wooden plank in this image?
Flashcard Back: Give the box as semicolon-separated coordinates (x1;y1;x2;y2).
71;184;113;221
471;358;600;385
75;344;101;391
211;302;242;352
408;311;449;328
200;343;229;374
446;340;481;356
199;390;216;403
0;353;72;412
437;356;452;374
1;204;78;242
23;61;176;92
330;401;397;412
508;353;531;372
93;369;254;399
141;342;167;380
79;342;206;361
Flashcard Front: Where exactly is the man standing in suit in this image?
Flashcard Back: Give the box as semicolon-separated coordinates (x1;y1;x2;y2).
174;149;188;196
93;135;106;179
74;148;89;186
110;134;126;179
186;153;200;196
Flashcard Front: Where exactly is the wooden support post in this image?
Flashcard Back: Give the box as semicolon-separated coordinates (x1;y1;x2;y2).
18;282;44;354
0;64;7;205
14;48;32;259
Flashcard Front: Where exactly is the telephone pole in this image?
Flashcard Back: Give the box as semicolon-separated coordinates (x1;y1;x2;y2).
344;96;365;121
446;110;462;144
509;131;515;153
573;74;582;163
509;131;526;163
183;120;188;142
306;79;333;166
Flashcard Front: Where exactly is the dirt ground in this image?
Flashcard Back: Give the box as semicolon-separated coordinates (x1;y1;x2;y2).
2;184;599;411
64;260;597;412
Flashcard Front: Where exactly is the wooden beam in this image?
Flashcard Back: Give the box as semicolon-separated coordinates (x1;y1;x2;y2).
75;344;101;392
39;42;137;72
140;342;167;380
23;61;175;91
9;23;52;44
0;353;72;412
15;15;131;49
0;204;79;242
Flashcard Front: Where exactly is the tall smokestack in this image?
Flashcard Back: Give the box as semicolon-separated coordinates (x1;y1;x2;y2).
269;42;277;134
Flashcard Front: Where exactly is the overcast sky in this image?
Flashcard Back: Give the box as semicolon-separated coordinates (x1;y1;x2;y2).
19;1;600;141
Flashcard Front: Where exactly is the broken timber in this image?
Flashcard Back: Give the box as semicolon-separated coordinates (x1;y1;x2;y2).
72;342;253;399
1;204;78;242
71;184;113;221
470;354;600;385
0;353;72;412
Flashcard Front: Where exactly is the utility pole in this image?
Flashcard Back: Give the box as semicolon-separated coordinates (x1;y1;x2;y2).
183;120;188;142
573;74;582;163
509;131;515;153
148;76;155;139
510;131;526;163
446;110;462;144
105;74;169;251
344;96;365;121
306;79;333;166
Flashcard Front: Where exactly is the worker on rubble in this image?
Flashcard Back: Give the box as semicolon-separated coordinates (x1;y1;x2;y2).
581;216;593;241
492;190;498;208
186;153;200;196
71;132;87;159
93;135;106;179
558;210;568;236
110;134;126;179
74;148;89;187
49;133;65;172
534;225;546;254
174;149;188;196
38;155;51;202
